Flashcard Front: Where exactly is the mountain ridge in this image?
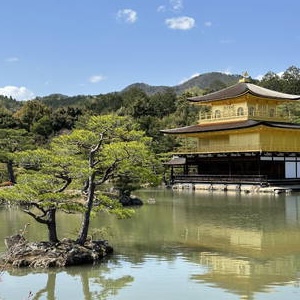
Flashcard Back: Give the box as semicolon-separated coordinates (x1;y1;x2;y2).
122;72;241;95
5;72;243;109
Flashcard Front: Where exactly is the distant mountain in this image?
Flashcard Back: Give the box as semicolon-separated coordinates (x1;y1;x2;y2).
122;82;171;95
32;72;242;109
174;72;241;93
122;72;241;95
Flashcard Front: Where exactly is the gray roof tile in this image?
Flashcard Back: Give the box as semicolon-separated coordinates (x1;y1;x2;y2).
188;82;300;103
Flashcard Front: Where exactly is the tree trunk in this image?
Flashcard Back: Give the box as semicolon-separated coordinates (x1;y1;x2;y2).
77;174;95;245
34;273;56;299
46;208;59;243
6;160;15;184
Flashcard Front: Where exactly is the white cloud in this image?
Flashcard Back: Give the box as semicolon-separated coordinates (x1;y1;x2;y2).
158;1;183;13
5;57;19;62
170;0;183;12
221;68;232;75
0;86;35;101
157;5;166;12
165;16;195;30
89;75;106;83
179;73;200;84
117;9;137;24
204;21;212;27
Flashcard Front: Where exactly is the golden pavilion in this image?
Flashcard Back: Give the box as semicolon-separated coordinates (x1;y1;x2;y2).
161;77;300;191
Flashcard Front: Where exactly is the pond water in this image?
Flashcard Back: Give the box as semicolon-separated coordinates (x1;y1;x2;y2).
1;188;300;300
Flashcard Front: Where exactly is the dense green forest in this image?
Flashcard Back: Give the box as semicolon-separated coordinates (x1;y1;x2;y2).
1;65;300;182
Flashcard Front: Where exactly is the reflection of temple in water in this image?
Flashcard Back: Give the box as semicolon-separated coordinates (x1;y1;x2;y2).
173;192;300;300
191;251;299;300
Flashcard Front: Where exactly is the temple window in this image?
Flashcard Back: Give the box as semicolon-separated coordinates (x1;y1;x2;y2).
237;107;244;116
214;110;221;118
269;108;275;117
249;106;255;116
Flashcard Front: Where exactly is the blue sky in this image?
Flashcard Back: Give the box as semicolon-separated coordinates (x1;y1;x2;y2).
1;0;300;100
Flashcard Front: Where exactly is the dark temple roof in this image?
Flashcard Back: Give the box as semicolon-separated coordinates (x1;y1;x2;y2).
161;120;300;135
188;82;300;103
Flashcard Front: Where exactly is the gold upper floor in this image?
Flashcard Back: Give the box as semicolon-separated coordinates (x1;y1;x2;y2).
197;94;291;124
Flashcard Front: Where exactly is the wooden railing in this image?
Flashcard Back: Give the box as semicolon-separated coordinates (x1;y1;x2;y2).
199;110;290;124
175;142;300;154
172;174;269;185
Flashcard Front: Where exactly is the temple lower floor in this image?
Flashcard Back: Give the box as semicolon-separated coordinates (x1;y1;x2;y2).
166;152;300;187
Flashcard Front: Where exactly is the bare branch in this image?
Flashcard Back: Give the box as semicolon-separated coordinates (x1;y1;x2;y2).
95;158;121;186
28;202;47;215
54;176;72;193
23;209;48;224
91;132;104;154
91;159;100;168
89;132;106;168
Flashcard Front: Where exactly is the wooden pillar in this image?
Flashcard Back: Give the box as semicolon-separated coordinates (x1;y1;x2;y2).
228;155;232;177
258;153;261;177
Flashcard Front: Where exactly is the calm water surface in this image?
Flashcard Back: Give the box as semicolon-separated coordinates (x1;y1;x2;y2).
1;188;300;300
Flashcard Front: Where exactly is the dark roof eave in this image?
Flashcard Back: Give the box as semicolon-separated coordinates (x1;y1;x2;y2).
160;120;300;135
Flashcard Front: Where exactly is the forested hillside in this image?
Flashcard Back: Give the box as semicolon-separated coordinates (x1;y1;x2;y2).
33;72;243;109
